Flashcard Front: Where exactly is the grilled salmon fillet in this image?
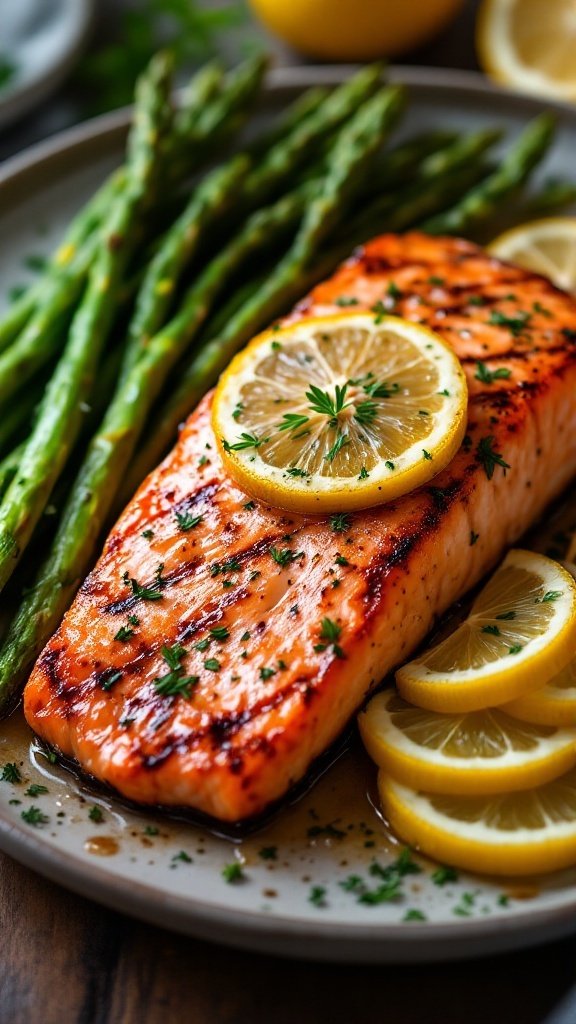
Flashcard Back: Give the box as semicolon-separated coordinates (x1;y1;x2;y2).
24;233;576;822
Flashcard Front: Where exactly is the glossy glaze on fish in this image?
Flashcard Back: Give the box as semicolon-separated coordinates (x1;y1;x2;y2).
24;233;576;821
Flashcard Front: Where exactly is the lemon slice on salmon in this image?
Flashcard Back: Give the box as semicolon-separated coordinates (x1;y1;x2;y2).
359;688;576;795
477;0;576;102
395;550;576;713
379;765;576;876
211;313;468;513
503;658;576;727
489;218;576;295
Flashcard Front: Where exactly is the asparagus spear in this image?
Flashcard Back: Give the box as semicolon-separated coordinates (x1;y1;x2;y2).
0;446;21;504
0;87;402;701
422;115;556;235
124;87;404;495
0;53;174;596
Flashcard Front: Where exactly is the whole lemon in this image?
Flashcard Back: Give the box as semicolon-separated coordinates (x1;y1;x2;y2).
249;0;463;61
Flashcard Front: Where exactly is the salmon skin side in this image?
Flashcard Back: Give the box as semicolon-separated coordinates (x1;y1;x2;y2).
24;233;576;822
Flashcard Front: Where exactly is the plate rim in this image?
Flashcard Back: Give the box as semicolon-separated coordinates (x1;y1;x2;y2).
3;63;576;961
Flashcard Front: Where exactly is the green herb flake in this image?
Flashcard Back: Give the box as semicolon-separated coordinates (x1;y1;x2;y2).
21;806;49;827
114;625;135;642
475;362;512;385
403;909;427;922
470;530;480;546
141;529;154;540
476;436;510;480
431;865;458;886
260;666;276;680
1;762;22;784
204;658;221;673
258;845;278;860
175;510;203;532
536;590;563;603
222;862;245;883
330;513;351;533
308;885;327;907
24;784;48;798
88;805;104;823
422;450;432;461
209;626;230;641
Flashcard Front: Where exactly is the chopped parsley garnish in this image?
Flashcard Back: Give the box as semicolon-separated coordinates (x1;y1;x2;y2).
209;626;229;641
141;529;154;540
404;909;427;922
172;850;193;864
422;450;432;461
211;557;241;577
144;826;159;836
286;467;308;477
243;500;256;511
335;554;349;566
325;431;349;463
431;865;458;886
260;666;276;680
385;460;395;470
123;565;165;601
153;644;198;698
222;862;244;883
232;402;244;421
330;513;351;533
101;669;123;692
358;466;369;480
536;590;563;603
468;295;486;307
453;891;476;917
308;885;327;907
509;644;524;655
88;805;104;823
175;510;203;531
306;382;349;425
204;658;221;672
481;624;500;636
258;845;278;860
335;295;359;306
194;638;210;652
24;784;48;797
354;399;378;425
1;762;21;784
270;546;302;567
489;309;531;337
241;630;251;641
496;610;515;620
476;436;510;480
314;617;344;658
114;624;135;642
475;362;511;384
470;531;480;546
277;412;310;433
21;806;49;827
222;432;267;452
428;275;444;286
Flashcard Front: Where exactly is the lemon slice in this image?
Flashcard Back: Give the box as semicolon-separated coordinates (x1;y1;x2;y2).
359;688;576;795
395;550;576;713
211;313;468;513
379;766;576;875
503;658;576;727
477;0;576;102
489;218;576;294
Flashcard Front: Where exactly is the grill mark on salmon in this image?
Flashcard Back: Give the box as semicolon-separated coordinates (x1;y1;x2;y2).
24;232;576;822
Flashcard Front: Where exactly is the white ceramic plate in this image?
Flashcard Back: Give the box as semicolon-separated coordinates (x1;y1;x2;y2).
2;67;576;964
0;0;93;131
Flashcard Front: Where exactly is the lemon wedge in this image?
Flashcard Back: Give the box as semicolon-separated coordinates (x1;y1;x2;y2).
395;550;576;713
503;658;576;727
359;688;576;795
211;313;468;514
379;766;576;875
477;0;576;102
489;218;576;295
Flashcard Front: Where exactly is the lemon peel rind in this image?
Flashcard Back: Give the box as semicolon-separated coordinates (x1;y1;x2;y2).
380;771;576;876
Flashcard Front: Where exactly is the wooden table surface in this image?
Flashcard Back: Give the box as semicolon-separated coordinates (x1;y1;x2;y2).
3;3;576;1022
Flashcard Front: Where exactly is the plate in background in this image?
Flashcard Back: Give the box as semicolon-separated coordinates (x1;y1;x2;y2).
0;0;93;131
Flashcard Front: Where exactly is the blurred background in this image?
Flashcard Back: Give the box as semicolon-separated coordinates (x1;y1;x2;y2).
0;0;490;162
